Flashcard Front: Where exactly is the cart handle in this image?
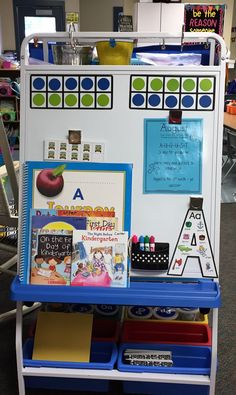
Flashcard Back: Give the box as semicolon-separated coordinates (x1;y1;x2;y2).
21;31;228;65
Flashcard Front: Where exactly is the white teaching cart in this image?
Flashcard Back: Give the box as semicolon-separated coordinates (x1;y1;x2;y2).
11;31;226;395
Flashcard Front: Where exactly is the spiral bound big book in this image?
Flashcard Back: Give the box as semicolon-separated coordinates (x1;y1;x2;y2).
19;161;132;283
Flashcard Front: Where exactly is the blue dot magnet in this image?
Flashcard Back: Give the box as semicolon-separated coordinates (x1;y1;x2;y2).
132;93;145;107
33;77;45;90
98;77;110;91
182;95;194;108
65;77;78;90
199;95;212;108
81;77;94;90
165;95;178;108
148;94;161;107
48;78;61;91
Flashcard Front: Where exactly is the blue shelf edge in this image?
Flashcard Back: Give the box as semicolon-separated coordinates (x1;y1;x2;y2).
11;276;221;308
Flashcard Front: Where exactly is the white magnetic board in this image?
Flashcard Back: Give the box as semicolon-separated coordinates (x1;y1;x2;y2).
20;65;223;278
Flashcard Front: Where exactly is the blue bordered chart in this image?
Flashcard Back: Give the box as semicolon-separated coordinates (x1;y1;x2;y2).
130;75;215;111
144;118;203;194
30;75;113;109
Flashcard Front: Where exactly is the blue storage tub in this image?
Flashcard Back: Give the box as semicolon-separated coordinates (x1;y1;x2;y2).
118;343;211;375
123;382;209;395
23;338;117;370
25;376;110;392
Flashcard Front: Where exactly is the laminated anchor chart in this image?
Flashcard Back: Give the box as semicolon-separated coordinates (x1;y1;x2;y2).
168;198;218;278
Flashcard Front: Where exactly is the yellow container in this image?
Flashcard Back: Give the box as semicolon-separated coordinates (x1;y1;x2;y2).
96;40;133;65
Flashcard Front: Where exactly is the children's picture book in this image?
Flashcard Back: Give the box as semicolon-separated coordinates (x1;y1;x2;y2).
30;229;73;286
57;209;116;217
86;217;118;231
71;230;129;288
19;161;132;283
30;209;118;231
30;213;87;231
29;212;87;285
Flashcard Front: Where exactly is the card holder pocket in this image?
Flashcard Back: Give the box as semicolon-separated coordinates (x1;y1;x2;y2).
131;243;169;271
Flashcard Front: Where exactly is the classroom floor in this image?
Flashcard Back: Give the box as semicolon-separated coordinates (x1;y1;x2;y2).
0;203;236;395
221;159;236;203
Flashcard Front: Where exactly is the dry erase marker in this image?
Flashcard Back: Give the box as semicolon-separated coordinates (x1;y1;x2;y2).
139;235;144;251
150;235;155;252
132;234;138;244
144;235;150;251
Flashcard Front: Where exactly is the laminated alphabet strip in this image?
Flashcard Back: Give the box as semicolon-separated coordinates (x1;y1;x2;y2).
30;74;113;109
129;75;215;111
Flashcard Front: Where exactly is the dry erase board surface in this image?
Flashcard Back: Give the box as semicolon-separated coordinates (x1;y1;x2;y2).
20;68;222;278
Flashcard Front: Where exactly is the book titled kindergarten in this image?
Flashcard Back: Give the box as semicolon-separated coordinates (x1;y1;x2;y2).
71;230;129;288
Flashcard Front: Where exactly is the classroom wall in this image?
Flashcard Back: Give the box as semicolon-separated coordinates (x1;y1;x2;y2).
123;0;137;16
0;0;15;51
65;0;79;13
79;0;123;32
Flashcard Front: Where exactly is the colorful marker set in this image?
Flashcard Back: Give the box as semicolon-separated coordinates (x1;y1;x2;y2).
130;236;169;271
132;235;156;252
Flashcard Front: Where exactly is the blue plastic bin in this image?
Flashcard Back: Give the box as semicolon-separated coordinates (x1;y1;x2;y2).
123;382;209;395
23;338;117;370
118;343;211;375
25;376;110;392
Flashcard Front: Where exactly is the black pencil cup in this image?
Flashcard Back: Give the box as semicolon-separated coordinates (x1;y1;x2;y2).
131;242;169;271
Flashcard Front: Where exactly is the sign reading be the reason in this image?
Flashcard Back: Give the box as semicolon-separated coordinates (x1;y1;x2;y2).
184;4;225;36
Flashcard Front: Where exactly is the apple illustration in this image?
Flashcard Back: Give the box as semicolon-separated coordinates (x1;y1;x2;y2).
36;165;66;197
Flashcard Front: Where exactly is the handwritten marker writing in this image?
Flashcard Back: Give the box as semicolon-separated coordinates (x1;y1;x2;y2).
144;235;150;251
139;235;144;251
150;235;155;252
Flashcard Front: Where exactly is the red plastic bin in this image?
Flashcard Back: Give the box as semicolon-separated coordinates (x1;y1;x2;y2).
92;319;120;342
121;320;212;346
29;317;120;343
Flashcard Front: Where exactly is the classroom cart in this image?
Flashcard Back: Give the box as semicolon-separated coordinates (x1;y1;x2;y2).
11;31;226;395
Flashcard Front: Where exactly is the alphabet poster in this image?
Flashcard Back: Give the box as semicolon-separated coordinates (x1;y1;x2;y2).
144;118;202;194
168;205;218;278
184;4;225;35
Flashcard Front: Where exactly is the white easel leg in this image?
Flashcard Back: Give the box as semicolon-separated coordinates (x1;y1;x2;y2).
16;301;25;395
209;308;218;395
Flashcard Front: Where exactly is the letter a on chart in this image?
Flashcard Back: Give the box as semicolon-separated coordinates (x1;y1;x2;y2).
167;205;218;278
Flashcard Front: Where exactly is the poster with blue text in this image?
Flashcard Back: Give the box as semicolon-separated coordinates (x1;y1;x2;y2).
144;118;202;194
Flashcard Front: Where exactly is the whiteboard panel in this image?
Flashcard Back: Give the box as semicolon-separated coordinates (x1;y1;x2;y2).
20;67;221;278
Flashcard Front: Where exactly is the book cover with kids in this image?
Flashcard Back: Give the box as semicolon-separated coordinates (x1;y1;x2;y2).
30;229;73;285
30;215;86;285
71;230;129;288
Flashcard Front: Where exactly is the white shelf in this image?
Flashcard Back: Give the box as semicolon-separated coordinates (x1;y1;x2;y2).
22;367;211;385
